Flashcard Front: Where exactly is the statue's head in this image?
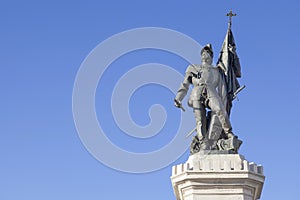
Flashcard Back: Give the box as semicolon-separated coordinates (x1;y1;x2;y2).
200;44;213;64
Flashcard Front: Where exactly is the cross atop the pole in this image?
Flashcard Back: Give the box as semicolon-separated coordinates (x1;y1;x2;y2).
226;10;237;28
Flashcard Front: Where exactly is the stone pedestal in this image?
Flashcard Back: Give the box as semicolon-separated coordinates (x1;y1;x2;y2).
171;153;265;200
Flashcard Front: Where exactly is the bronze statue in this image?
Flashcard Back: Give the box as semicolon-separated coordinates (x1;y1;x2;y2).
174;11;244;154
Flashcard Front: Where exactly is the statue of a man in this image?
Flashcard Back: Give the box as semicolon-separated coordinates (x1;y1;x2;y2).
174;44;236;150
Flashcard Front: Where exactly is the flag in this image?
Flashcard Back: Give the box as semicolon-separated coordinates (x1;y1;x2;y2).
217;24;242;115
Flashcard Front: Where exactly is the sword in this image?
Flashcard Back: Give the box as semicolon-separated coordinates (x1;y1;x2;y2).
232;85;246;100
185;127;197;138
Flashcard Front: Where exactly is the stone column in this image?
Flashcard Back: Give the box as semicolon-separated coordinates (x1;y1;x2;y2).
171;153;265;200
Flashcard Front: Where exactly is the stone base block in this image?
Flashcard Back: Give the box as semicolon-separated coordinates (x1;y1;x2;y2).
171;153;265;200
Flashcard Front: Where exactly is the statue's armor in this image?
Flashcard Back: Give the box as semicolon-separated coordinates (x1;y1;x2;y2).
175;63;232;140
176;64;224;106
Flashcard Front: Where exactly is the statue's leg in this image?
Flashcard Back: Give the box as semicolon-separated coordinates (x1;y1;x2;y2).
192;100;206;140
208;96;234;137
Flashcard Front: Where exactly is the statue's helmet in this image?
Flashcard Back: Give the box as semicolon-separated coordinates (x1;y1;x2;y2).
200;44;213;58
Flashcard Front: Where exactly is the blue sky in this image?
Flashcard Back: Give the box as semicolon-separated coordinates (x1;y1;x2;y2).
2;0;300;199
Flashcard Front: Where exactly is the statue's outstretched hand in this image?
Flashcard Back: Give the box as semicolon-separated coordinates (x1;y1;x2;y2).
174;99;186;112
174;99;181;108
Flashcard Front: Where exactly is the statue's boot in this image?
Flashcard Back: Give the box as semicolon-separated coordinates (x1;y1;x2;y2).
196;121;206;141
